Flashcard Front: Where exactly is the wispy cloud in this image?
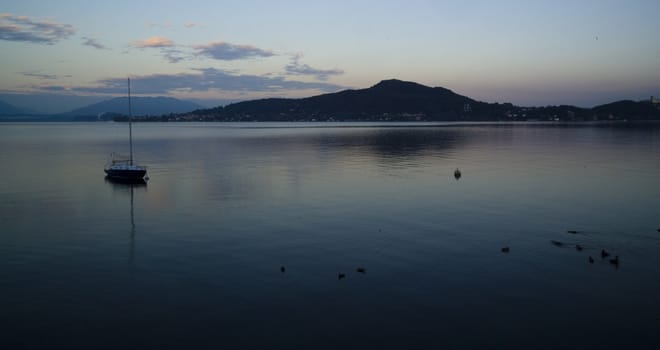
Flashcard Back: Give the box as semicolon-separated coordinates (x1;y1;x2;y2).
132;36;174;48
0;13;74;44
129;36;195;63
146;22;174;29
147;21;202;29
32;68;344;95
82;37;107;50
39;85;70;92
285;54;344;80
194;41;274;61
129;38;275;64
20;71;59;80
161;48;190;63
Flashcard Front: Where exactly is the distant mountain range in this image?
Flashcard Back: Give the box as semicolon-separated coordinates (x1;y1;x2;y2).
171;79;660;122
0;96;204;121
0;93;109;115
64;97;203;119
0;100;35;116
2;79;659;122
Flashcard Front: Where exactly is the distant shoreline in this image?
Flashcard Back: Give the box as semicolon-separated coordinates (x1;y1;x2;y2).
3;80;659;123
2;118;660;126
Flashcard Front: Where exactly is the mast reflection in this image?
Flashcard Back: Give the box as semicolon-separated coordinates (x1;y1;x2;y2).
105;177;146;264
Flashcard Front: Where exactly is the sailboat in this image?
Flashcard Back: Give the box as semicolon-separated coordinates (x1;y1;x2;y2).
104;78;147;181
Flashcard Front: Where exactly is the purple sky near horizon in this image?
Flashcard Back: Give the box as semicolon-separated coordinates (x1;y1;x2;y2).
1;0;659;112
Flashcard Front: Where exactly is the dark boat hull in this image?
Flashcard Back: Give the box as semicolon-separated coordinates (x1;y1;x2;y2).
104;168;147;180
104;176;147;186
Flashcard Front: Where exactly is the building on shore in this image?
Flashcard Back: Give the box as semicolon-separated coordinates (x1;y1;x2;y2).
651;96;660;106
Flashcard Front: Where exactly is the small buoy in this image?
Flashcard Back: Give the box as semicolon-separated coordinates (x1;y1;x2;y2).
588;256;594;263
280;266;285;273
576;244;583;251
338;273;346;280
454;168;462;180
501;246;510;253
356;267;366;274
601;249;610;258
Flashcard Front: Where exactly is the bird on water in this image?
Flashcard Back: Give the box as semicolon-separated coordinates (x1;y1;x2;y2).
601;249;610;258
610;256;619;267
454;168;462;180
501;246;510;253
338;273;346;280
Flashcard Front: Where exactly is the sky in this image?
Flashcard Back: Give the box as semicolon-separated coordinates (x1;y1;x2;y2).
1;0;659;113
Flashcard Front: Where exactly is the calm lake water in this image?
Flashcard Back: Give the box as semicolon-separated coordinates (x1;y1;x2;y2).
1;122;660;349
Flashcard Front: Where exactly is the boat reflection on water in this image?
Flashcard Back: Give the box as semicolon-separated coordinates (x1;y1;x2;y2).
104;176;146;264
104;175;148;187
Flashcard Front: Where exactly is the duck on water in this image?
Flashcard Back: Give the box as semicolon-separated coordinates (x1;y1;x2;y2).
104;78;147;181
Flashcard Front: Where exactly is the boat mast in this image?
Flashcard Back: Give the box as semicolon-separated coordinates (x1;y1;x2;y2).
128;77;133;165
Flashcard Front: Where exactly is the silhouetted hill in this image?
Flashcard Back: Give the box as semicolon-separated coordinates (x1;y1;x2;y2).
65;96;203;118
180;80;660;122
298;79;485;115
592;100;660;120
192;79;499;121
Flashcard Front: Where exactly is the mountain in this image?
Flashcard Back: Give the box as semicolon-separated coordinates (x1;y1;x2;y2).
0;93;109;114
0;99;35;116
592;100;660;120
5;80;657;122
182;79;660;122
65;96;203;118
194;79;492;121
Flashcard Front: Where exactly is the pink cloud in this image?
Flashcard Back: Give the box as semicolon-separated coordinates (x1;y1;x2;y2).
132;36;174;48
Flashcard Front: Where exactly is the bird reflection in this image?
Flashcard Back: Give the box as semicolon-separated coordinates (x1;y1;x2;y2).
609;256;619;268
551;240;563;247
